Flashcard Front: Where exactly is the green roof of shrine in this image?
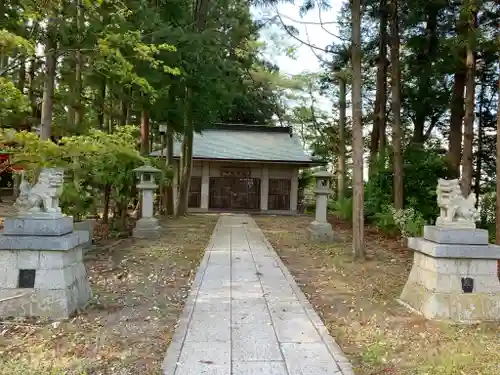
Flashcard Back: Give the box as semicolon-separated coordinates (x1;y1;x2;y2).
150;124;323;165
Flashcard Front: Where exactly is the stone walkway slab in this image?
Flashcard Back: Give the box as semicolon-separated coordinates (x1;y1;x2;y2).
163;214;353;375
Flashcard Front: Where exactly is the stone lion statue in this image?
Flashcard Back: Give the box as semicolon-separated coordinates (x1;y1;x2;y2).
14;168;64;216
436;178;478;228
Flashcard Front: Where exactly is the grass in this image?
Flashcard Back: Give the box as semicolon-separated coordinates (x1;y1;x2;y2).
0;214;218;375
254;215;500;375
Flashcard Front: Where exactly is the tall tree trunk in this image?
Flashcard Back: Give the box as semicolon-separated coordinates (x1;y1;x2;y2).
390;0;404;210
74;52;83;130
176;87;194;216
461;3;477;197
140;110;150;154
102;184;111;224
74;0;84;131
495;66;500;245
174;0;211;216
17;57;26;93
337;75;346;201
15;57;27;129
27;57;36;117
120;85;132;125
475;71;485;202
411;5;438;146
120;99;128;126
126;103;132;125
165;126;174;215
67;56;76;129
351;0;365;260
368;119;380;175
98;79;106;129
448;70;466;177
369;0;388;175
40;19;57;141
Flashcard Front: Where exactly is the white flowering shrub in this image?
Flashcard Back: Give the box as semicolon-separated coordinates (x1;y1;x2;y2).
390;205;426;238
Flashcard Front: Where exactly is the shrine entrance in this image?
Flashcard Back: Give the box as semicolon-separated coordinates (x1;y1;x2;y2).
209;167;260;210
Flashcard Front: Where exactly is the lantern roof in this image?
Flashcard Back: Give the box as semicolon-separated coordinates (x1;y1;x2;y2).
313;170;332;178
133;165;161;174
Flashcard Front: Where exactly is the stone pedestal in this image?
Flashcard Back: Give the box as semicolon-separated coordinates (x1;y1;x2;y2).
308;220;335;242
4;216;73;236
399;225;500;322
74;219;96;251
0;216;92;319
132;217;161;238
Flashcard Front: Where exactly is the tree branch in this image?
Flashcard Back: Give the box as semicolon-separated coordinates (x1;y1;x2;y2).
273;6;331;53
275;12;338;25
0;57;24;77
318;7;347;41
304;25;330;64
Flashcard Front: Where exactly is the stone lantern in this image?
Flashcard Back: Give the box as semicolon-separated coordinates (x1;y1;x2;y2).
307;170;335;242
132;164;161;238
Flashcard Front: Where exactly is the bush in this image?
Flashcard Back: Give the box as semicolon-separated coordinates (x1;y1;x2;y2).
392;205;426;238
373;204;425;238
372;205;399;236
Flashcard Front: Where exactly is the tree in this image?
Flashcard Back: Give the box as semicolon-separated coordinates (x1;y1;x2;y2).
336;69;348;201
496;58;500;244
351;0;365;260
368;0;388;174
390;0;403;210
461;0;478;196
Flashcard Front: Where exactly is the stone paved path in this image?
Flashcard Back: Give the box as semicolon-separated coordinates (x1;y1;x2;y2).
163;214;353;375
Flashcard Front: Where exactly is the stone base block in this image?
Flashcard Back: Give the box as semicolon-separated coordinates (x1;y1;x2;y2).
74;219;95;250
399;250;500;322
0;230;89;251
423;225;489;245
133;217;161;239
3;216;74;236
307;221;337;243
407;237;500;259
0;246;92;319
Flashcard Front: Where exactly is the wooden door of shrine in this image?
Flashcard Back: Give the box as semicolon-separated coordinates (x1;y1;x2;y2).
209;177;260;210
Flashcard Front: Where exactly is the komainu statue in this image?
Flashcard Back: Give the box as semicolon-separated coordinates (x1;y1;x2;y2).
14;168;65;217
436;178;478;228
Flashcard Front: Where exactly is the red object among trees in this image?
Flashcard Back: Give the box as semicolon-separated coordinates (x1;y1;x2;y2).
0;152;24;174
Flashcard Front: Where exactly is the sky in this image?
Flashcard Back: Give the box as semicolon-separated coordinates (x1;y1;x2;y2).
253;2;345;112
255;1;344;76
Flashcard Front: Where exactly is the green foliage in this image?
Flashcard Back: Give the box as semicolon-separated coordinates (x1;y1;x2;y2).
366;148;453;224
330;197;353;221
0;127;153;222
146;156;173;186
1;130;67;178
298;169;314;190
0;78;30;126
478;191;496;242
391;205;426;238
373;204;425;238
61;126;146;222
59;182;96;221
372;205;399;236
0;29;34;55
